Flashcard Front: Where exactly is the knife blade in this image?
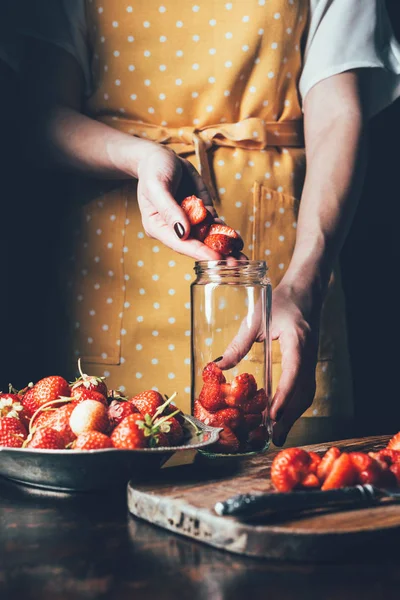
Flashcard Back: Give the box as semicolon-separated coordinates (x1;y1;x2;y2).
214;485;399;520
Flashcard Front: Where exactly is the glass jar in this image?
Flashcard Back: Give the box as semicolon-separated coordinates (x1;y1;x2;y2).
191;260;272;455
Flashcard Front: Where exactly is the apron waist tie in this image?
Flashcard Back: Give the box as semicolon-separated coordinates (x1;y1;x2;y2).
100;116;304;205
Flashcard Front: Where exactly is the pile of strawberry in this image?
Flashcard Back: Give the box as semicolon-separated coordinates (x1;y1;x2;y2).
181;195;244;257
0;363;185;451
270;433;400;492
194;362;268;454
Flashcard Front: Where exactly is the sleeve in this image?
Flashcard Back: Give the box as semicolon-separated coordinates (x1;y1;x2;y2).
19;0;92;95
299;0;400;118
0;0;23;71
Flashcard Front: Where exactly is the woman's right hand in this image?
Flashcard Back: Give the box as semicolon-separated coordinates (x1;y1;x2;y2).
136;144;225;260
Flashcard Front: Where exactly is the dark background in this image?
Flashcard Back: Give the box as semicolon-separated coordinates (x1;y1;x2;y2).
1;1;399;438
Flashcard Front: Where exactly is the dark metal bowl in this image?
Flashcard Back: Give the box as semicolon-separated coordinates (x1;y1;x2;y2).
0;416;222;492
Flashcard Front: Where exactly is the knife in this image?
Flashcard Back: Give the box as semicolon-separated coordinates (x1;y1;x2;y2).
214;485;400;520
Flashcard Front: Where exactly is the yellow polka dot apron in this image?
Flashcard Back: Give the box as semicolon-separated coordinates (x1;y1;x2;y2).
60;0;354;446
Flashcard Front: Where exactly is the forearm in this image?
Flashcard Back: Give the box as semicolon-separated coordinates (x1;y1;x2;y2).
31;105;158;178
282;73;366;300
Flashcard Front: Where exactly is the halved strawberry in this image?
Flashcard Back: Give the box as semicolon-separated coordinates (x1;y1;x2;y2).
308;451;322;475
349;452;384;486
191;211;213;242
209;407;242;432
208;224;244;251
181;195;208;225
369;448;400;466
203;233;236;256
72;431;113;450
111;414;147;449
242;388;267;414
316;446;341;482
202;362;226;384
210;426;240;454
26;427;65;449
301;473;320;488
193;399;215;425
387;432;400;450
225;373;257;407
248;425;269;450
270;448;311;492
198;383;226;413
390;462;400;485
129;390;164;418
242;413;262;432
321;453;357;490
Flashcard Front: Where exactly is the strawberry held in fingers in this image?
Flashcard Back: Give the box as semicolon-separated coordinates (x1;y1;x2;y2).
202;362;226;384
22;376;71;418
203;233;236;257
191;211;213;242
208;224;244;252
181;195;209;225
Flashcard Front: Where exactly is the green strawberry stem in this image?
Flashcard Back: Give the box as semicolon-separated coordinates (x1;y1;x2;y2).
152;391;178;420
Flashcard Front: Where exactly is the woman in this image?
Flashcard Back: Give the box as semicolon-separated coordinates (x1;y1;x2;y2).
19;0;400;446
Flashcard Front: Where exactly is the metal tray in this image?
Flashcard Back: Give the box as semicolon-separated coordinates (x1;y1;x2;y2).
0;416;221;492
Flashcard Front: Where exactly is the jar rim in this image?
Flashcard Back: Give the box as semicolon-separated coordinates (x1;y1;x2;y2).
194;259;268;269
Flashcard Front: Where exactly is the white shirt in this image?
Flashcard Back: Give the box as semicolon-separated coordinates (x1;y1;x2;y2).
9;0;400;117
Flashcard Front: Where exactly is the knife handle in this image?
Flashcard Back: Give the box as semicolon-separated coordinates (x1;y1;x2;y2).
214;484;380;519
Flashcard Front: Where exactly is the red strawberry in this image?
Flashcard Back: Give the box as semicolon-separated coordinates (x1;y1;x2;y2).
390;462;400;485
308;451;322;475
316;446;341;482
181;195;208;225
70;359;108;398
242;413;262;432
26;427;65;449
203;233;236;257
349;452;384;486
387;432;400;450
162;416;184;446
191;211;213;241
0;430;25;448
33;404;76;446
248;425;269;450
211;426;240;454
270;448;311;492
208;224;244;251
0;416;27;439
198;383;226;413
0;392;30;429
22;376;71;418
242;388;268;414
72;431;113;450
369;449;400;466
321;453;357;490
202;362;226;384
130;390;163;418
71;388;108;407
69;400;109;436
301;473;320;488
225;373;257;407
111;414;147;449
108;399;138;428
209;407;242;432
150;431;170;447
193;399;215;425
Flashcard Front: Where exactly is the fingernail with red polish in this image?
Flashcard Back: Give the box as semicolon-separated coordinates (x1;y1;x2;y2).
213;356;223;363
275;433;287;447
174;222;185;239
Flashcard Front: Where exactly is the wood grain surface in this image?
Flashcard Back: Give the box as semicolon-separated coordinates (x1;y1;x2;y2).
127;435;399;560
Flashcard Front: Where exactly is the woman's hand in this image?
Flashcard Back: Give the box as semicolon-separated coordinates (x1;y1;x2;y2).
137;145;223;260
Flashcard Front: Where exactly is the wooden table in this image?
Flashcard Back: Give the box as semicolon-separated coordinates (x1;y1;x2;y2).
1;436;400;600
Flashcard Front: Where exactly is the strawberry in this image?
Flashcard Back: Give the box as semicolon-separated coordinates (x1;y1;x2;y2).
191;211;213;242
208;224;244;251
69;400;109;436
162;416;184;446
22;376;71;418
193;399;215;425
316;446;341;482
209;407;242;432
129;390;164;418
270;448;311;492
387;432;400;450
321;453;358;490
72;431;113;450
210;426;240;454
202;362;226;384
111;414;147;449
0;431;25;448
241;388;268;414
0;416;27;439
152;432;170;447
226;373;257;407
108;399;137;428
301;473;320;488
247;425;269;450
198;383;226;413
203;233;236;257
33;404;76;446
70;358;108;398
242;413;262;432
349;452;384;486
369;449;400;466
26;427;65;449
71;388;108;407
308;451;322;475
390;462;400;485
181;195;208;225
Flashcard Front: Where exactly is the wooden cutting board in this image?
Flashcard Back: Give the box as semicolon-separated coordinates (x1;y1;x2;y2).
127;435;400;561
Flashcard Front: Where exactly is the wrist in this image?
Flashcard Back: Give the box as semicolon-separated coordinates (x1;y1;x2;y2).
106;135;160;178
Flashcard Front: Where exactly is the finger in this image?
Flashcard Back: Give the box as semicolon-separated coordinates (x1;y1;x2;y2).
217;305;263;370
272;382;316;446
269;330;302;422
144;214;223;261
179;159;218;217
